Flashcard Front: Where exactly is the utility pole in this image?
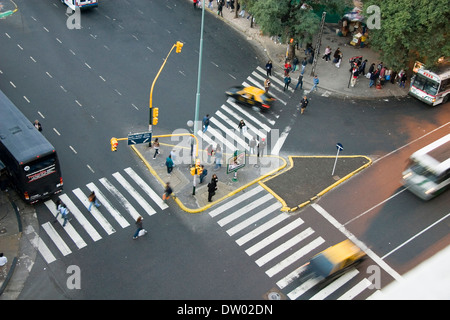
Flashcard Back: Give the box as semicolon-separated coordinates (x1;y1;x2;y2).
310;11;327;77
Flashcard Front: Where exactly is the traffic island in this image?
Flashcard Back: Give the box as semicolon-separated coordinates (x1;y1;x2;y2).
261;156;372;212
131;139;287;213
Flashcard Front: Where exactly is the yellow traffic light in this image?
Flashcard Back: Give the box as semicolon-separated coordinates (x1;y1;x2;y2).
152;107;159;125
175;41;183;53
110;137;118;152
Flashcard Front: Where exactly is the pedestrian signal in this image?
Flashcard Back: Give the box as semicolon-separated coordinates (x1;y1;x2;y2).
175;41;183;53
110;137;118;152
152;108;159;125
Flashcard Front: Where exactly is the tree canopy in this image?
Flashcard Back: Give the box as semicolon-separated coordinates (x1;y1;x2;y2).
364;0;450;70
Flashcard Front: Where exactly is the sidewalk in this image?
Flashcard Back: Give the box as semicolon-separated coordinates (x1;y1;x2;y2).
204;2;409;99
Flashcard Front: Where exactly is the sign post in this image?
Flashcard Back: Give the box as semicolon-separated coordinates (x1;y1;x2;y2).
127;132;152;145
227;150;246;181
332;143;344;176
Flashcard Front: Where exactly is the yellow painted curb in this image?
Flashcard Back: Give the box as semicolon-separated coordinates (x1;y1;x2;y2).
259;155;372;212
130;141;287;214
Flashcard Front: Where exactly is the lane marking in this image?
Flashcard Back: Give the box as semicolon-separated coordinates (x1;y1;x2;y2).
311;203;403;282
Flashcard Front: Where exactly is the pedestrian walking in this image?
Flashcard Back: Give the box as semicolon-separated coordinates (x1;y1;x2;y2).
300;95;309;114
170;149;177;166
400;72;407;88
369;69;379;88
217;0;223;16
322;46;332;61
33;120;42;132
0;253;7;267
55;200;71;227
257;138;266;157
207;174;218;202
162;182;173;202
214;145;222;170
284;60;292;76
237;119;247;135
206;144;214;163
264;78;271;94
283;74;291;91
265;60;272;77
359;59;367;75
309;75;319;93
295;73;303;90
132;216;146;239
350;67;359;87
202;114;210;133
199;165;208;183
208;0;213;9
88;191;101;211
152;138;160;159
333;48;342;68
193;0;198;9
165;155;174;174
301;57;307;73
249;136;257;155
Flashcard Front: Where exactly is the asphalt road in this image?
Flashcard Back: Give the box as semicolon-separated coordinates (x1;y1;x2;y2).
1;0;449;301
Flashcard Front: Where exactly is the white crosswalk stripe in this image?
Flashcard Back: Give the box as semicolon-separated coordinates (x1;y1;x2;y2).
206;185;375;300
37;168;167;265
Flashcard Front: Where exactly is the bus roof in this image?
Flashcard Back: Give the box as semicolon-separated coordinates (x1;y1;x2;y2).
0;90;56;164
418;65;450;82
411;134;450;175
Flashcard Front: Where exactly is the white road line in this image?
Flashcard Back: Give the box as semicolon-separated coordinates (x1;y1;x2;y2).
220;105;267;139
100;177;141;221
309;268;359;300
72;188;116;236
256;66;294;92
382;210;450;259
42;222;72;256
59;194;102;242
255;227;315;267
265;237;325;278
217;193;273;227
124;167;168;210
201;126;236;153
276;264;309;290
271;126;290;155
86;182;130;228
236;213;290;246
44;200;87;249
311;203;403;282
227;98;272;132
226;202;281;236
287;276;322;300
245;217;305;256
215;110;255;141
209;116;249;151
112;172;156;216
337;278;372;300
246;75;287;105
25;224;56;264
209;185;264;218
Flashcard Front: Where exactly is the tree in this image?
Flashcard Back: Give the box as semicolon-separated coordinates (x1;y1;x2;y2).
241;0;351;59
363;0;450;71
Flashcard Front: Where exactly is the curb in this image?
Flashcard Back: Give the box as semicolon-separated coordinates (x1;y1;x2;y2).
260;155;373;212
131;142;288;213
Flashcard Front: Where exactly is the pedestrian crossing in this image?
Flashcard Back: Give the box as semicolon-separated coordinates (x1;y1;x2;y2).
197;66;292;153
207;185;380;300
35;167;167;264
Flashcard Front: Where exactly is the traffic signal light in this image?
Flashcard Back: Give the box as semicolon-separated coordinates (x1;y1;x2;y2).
152;107;159;125
175;41;183;53
110;137;118;152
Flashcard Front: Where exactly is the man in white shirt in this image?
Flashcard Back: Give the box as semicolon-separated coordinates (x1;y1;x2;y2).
0;253;7;267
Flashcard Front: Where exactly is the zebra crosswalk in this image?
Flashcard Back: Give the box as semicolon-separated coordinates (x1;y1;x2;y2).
207;185;381;300
35;167;167;264
197;66;292;153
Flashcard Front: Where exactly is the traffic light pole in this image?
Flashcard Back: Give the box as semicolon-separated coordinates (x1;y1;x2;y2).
148;42;183;146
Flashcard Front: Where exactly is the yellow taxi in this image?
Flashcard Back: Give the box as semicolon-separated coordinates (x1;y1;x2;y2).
305;239;366;283
225;85;275;110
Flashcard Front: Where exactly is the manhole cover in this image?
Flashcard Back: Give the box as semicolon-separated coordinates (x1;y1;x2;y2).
267;292;281;300
0;228;7;234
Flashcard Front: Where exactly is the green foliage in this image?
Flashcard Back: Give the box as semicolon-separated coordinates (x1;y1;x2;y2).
364;0;450;70
241;0;351;44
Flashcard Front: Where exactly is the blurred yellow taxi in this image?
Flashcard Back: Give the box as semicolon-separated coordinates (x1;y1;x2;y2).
225;85;275;110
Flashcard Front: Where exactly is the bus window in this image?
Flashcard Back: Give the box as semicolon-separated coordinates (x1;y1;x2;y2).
413;75;439;95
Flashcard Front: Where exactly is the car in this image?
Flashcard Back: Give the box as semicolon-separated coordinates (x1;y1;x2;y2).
225;85;275;110
302;239;367;285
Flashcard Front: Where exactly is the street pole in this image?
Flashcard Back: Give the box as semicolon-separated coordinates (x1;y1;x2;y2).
193;0;205;142
310;11;326;77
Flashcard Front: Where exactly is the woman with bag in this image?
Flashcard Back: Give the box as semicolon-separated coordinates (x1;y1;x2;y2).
133;216;147;239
